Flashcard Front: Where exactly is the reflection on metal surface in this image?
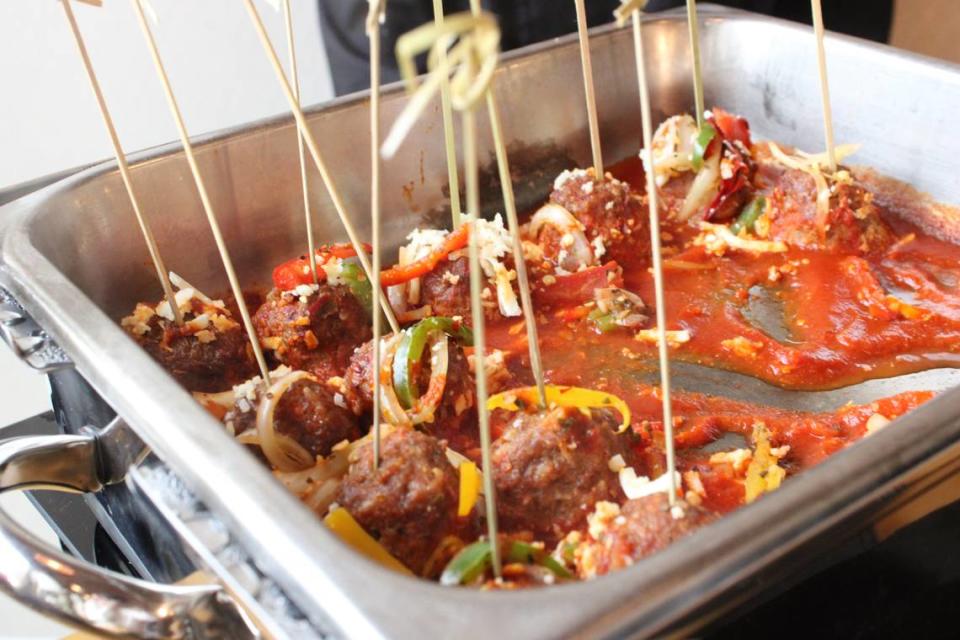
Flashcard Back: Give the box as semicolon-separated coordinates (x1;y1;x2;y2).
0;419;257;638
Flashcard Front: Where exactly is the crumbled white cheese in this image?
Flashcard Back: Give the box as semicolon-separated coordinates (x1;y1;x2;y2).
591;236;607;260
553;168;589;191
866;413;891;435
581;181;594;195
608;454;626;473
619;468;682;500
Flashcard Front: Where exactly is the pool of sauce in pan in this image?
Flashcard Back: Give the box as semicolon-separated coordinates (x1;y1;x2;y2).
486;156;958;513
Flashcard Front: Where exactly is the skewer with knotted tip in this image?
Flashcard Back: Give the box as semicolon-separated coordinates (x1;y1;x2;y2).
573;0;604;179
130;0;271;384
432;0;463;228
810;0;837;172
383;12;504;577
242;0;399;335
367;0;387;468
59;0;181;326
616;0;679;507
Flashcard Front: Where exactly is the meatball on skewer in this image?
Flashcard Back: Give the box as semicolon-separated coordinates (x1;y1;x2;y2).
337;428;464;577
122;281;258;392
341;317;479;454
491;404;629;546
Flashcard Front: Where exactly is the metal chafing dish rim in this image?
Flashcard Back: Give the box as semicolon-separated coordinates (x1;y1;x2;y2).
2;6;960;639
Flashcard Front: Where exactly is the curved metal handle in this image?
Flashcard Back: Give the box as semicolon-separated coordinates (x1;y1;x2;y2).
0;425;259;639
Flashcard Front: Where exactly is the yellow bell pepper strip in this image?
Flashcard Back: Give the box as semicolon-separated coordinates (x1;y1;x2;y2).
393;317;474;409
744;421;786;503
324;508;412;575
730;196;767;236
487;385;632;433
458;460;481;517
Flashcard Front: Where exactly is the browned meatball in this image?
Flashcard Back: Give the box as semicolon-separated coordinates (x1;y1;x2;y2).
491;406;627;545
337;428;459;576
253;284;371;382
419;255;471;319
225;377;360;458
343;337;478;455
753;146;893;254
573;494;715;579
548;168;648;265
122;302;257;392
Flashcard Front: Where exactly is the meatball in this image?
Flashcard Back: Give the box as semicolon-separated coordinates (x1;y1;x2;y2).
343;337;478;455
419;255;471;319
573;494;715;579
226;377;360;458
491;406;627;545
122;300;257;392
548;168;648;265
337;428;460;576
753;147;893;254
253;283;371;382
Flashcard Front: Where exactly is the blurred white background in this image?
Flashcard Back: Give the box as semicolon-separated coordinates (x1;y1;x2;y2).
0;1;334;637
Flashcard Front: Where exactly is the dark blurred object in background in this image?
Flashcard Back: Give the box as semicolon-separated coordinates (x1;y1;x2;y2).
319;0;893;95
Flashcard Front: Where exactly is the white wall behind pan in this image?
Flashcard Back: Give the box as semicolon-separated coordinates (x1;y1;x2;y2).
0;0;335;190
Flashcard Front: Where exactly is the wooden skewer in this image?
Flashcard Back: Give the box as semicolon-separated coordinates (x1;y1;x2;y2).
380;13;501;574
467;0;546;408
368;0;386;469
60;0;181;325
685;0;706;129
130;0;271;383
811;0;837;172
280;0;319;284
619;0;679;506
573;0;604;178
462;98;501;579
432;0;463;228
242;0;400;334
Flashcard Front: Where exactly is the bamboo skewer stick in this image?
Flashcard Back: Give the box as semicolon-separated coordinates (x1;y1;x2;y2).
574;0;604;178
685;0;705;128
242;0;400;334
432;0;463;228
617;0;678;506
130;0;271;383
462;98;501;579
61;0;181;326
810;0;837;172
466;0;545;408
368;0;386;469
281;0;319;284
381;13;502;575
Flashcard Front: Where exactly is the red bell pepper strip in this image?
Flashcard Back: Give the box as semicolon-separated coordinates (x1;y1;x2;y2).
271;243;371;290
379;225;469;287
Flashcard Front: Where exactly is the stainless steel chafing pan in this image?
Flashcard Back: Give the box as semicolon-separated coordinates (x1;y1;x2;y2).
2;5;960;638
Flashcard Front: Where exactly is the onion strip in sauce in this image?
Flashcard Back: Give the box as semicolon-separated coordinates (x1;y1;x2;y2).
256;370;317;471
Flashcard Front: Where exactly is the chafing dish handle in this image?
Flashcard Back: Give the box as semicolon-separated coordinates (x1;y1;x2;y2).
0;424;258;639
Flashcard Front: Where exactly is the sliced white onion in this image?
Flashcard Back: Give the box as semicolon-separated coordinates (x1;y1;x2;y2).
529;203;594;268
678;150;721;221
387;283;408;315
397;304;434;324
644;114;699;187
192;389;235;411
256;370;317;472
